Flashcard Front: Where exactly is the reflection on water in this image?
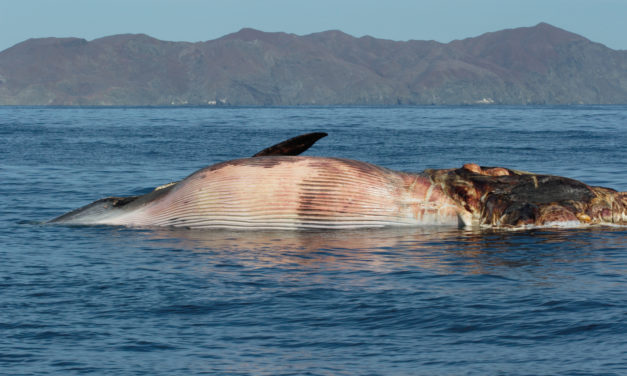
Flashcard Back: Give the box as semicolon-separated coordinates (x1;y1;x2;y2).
119;226;627;278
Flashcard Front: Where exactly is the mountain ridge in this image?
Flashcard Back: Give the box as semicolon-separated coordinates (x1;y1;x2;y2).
1;23;626;105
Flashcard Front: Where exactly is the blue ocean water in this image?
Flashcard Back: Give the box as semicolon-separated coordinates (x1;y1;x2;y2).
1;106;626;375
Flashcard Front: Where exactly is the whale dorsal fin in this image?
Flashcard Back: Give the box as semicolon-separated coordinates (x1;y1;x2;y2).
252;132;327;157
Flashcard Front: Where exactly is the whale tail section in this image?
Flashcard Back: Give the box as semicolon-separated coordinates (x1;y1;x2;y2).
48;183;176;225
48;197;137;225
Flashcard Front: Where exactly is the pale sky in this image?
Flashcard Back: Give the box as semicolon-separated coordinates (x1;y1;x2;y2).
1;0;626;52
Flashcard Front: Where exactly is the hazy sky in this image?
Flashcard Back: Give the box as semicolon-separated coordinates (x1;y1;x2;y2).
1;0;626;52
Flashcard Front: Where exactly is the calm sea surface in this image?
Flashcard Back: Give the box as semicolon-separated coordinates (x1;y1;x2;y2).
1;106;626;375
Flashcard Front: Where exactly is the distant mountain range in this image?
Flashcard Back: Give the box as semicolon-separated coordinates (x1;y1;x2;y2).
1;23;626;106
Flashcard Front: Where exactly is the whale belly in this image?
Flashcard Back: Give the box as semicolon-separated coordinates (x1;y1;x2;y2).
111;157;461;229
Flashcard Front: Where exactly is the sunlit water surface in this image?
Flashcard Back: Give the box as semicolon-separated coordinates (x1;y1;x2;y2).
1;106;626;375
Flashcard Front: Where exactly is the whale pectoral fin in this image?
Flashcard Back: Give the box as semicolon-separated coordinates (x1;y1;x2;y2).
252;132;327;157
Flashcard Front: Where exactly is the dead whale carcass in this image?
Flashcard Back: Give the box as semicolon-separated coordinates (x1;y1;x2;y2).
50;133;627;229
